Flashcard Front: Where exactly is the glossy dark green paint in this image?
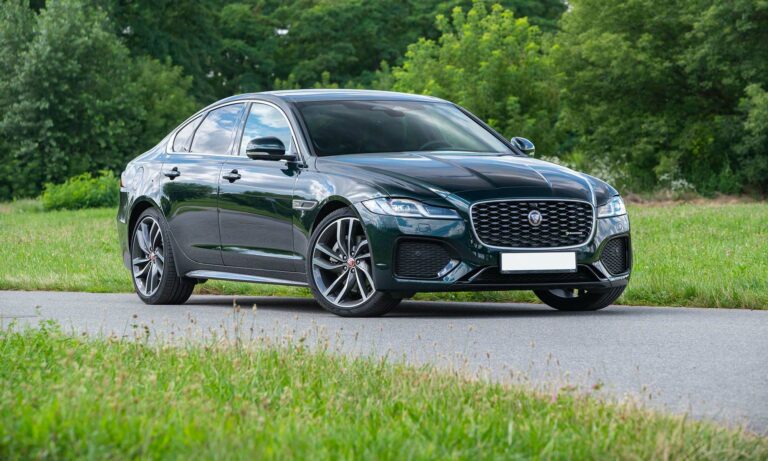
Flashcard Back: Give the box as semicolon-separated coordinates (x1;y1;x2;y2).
117;90;631;294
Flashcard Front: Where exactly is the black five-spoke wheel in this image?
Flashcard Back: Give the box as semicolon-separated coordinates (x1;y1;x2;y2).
307;208;400;317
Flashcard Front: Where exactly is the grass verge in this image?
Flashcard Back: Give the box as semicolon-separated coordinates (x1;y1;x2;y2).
0;200;766;308
1;324;766;460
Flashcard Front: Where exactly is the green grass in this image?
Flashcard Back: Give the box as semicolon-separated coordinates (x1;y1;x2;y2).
1;200;766;308
1;325;765;460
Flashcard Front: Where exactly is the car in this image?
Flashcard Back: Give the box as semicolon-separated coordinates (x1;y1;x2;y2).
117;90;631;317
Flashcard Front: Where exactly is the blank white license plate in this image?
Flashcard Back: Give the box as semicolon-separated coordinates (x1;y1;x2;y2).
500;252;576;273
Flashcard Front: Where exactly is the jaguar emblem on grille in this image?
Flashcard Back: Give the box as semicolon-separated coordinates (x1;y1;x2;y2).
527;210;542;227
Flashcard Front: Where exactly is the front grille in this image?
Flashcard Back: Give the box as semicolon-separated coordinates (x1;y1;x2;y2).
471;200;593;248
601;237;629;275
394;240;452;279
468;266;598;284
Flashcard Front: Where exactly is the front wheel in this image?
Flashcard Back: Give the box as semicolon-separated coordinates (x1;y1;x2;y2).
307;208;400;317
534;286;626;311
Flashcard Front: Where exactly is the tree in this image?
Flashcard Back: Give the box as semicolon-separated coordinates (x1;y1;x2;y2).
0;1;36;198
265;0;566;90
217;2;281;94
129;57;199;144
0;0;197;199
555;0;768;193
97;0;566;97
99;0;224;103
737;84;768;191
389;1;561;155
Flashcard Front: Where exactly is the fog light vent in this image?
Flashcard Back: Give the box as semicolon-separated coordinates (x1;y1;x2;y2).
601;237;629;275
395;240;453;279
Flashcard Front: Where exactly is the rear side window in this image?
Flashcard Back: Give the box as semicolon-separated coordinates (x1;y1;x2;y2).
190;104;245;155
172;115;201;152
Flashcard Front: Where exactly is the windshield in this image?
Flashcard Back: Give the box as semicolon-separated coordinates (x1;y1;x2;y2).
296;100;513;156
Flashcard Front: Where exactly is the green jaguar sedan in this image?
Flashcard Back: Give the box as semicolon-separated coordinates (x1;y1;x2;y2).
117;90;631;316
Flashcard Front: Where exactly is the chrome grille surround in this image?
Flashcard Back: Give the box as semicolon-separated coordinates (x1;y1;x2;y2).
469;199;596;250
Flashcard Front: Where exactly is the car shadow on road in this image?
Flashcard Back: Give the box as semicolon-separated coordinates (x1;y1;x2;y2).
185;295;647;319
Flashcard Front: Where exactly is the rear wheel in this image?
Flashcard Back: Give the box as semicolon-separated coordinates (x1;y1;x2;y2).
534;286;626;311
307;208;400;317
130;208;195;305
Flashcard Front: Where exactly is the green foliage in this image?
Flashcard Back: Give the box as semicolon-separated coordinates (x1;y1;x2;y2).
737;84;768;192
129;56;198;144
98;0;224;103
40;171;119;211
3;0;766;195
0;0;197;200
555;0;768;194
389;2;561;155
99;0;566;99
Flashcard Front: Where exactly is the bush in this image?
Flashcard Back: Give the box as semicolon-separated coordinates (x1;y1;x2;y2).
40;171;118;211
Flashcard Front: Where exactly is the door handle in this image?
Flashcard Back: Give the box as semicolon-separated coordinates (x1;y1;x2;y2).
164;167;180;179
222;169;241;182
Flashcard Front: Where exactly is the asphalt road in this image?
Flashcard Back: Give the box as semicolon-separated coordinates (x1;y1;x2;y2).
2;290;767;433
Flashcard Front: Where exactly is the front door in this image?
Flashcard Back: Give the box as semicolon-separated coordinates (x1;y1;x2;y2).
218;102;301;272
162;103;245;265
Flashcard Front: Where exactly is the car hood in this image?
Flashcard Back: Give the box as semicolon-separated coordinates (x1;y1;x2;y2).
315;152;616;205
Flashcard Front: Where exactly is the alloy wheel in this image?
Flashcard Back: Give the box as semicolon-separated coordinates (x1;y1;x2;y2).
131;216;165;297
311;217;374;308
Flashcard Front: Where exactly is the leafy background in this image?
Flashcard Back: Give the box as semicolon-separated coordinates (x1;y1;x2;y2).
1;0;766;199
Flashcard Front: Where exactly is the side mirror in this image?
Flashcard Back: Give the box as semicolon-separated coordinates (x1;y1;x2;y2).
245;137;296;161
511;137;535;155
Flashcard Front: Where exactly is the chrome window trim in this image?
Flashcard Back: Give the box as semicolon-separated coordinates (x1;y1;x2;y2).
236;101;303;162
169;114;203;154
468;197;597;251
167;101;246;155
166;99;305;164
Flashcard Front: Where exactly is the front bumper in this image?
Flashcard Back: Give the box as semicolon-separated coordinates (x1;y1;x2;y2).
354;203;631;294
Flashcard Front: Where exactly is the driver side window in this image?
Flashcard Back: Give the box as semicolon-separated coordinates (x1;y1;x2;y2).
239;103;294;156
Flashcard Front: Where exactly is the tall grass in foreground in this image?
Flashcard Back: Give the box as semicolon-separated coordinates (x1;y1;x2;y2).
0;324;766;460
0;201;766;308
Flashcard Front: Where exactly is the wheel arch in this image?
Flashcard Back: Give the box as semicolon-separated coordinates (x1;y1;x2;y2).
127;197;163;241
310;198;354;234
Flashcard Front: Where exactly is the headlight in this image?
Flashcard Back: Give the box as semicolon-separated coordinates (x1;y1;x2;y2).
362;197;460;219
597;196;627;218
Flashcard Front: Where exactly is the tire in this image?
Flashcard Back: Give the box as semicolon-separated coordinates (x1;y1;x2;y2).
307;208;400;317
534;286;626;311
130;208;195;305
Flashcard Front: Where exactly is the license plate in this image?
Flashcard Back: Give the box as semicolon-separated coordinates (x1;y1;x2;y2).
500;252;576;273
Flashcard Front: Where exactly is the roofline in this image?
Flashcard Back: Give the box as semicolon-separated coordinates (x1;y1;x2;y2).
210;89;448;105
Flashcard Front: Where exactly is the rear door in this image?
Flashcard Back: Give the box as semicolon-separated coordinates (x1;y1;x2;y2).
217;102;302;272
161;103;245;265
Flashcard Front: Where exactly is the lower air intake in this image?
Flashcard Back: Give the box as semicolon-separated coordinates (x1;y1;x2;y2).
395;240;452;279
601;237;630;275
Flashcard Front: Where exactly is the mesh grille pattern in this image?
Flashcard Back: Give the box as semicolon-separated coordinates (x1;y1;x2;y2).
471;200;593;248
601;237;629;275
395;240;451;279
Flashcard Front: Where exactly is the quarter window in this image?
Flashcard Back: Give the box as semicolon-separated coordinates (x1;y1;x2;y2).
172;115;201;152
190;104;245;155
239;103;294;156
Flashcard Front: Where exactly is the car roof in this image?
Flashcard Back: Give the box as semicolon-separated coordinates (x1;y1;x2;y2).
220;89;446;104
